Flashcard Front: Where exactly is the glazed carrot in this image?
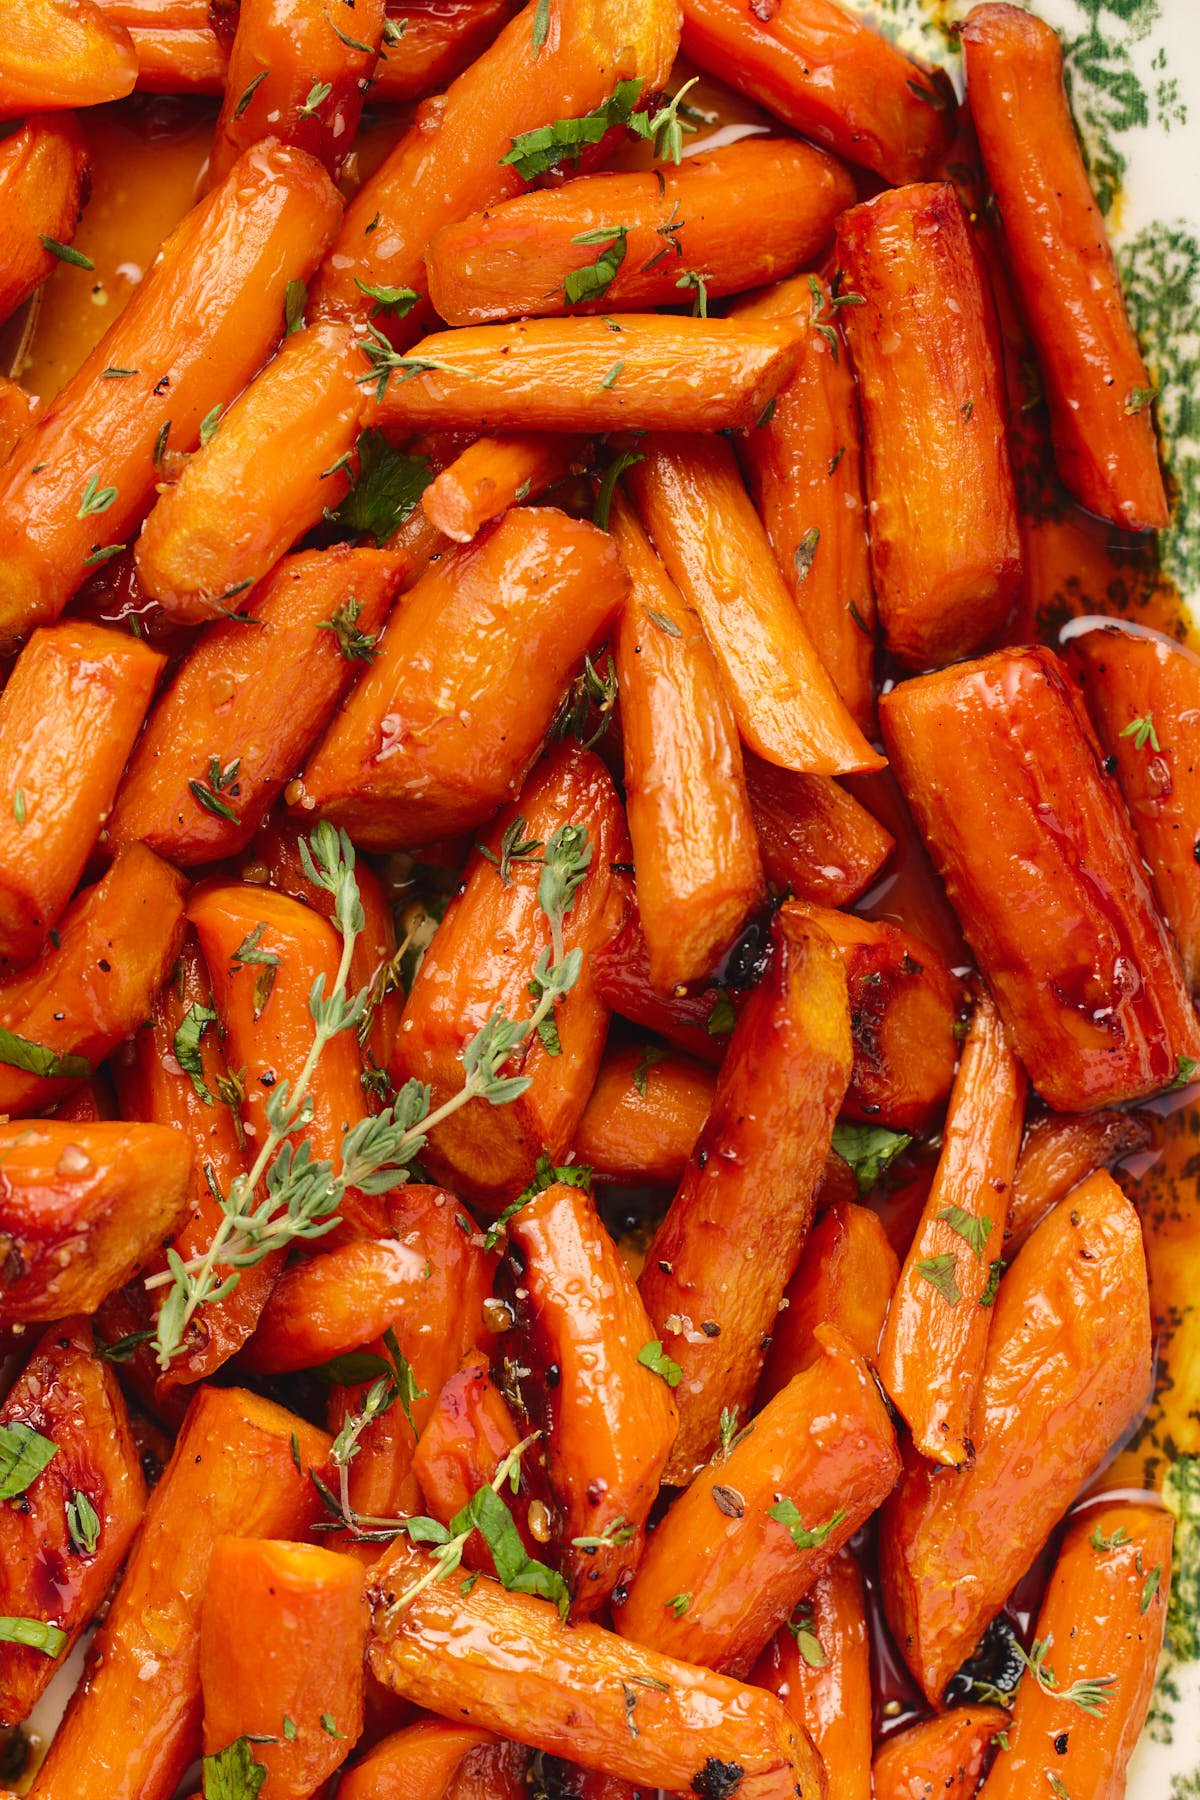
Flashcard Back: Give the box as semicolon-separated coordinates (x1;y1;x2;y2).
962;4;1169;530
134;321;364;621
0;1319;146;1726
618;1326;899;1675
200;1538;368;1793
410;1352;527;1572
835;182;1021;670
107;547;405;864
422;435;580;543
0;843;186;1116
242;1235;435;1373
299;508;627;848
370;316;805;436
1066;623;1200;989
0;115;90;326
744;753;893;907
590;903;725;1064
572;1044;715;1187
0;0;137;112
881;645;1200;1110
367;1538;821;1799
976;1501;1172;1800
611;490;763;989
880;1172;1153;1704
0;378;33;465
122;22;225;91
679;0;952;183
208;0;385;185
752;1551;872;1800
507;1182;679;1617
31;1388;330;1800
339;1722;516;1800
759;1200;900;1402
0;142;342;645
426;140;854;325
1008;1108;1153;1252
878;992;1026;1466
0;622;163;960
735;278;876;733
371;1;516;105
390;743;626;1206
873;1706;1008;1800
640;909;853;1481
629;435;883;777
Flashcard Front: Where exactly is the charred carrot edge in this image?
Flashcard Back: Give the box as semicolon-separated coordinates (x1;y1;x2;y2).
878;991;1027;1466
1008;1107;1153;1251
422;435;580;542
372;1;517;105
743;752;894;909
410;1351;529;1574
572;1043;715;1189
0;114;90;326
758;1199;900;1404
873;1705;1008;1800
339;1721;508;1800
242;1235;436;1375
0;0;138;112
590;897;726;1062
962;3;1169;530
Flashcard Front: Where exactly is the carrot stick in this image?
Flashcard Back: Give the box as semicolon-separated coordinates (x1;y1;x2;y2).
878;991;1027;1466
339;1722;516;1800
589;900;726;1063
0;115;90;326
881;645;1200;1110
639;908;853;1482
874;1706;1008;1800
0;843;186;1117
371;1;517;105
617;1325;899;1676
107;546;405;864
0;142;341;645
0;0;138;112
369;316;805;436
299;507;627;849
242;1236;435;1374
743;752;893;908
758;1199;899;1403
1008;1108;1153;1253
425;139;854;325
835;182;1021;670
880;1171;1153;1704
0;1319;146;1726
31;1387;330;1800
410;1352;527;1572
0;622;163;961
610;489;763;989
962;3;1168;530
122;22;225;90
422;435;580;543
572;1044;715;1188
0;377;33;465
628;434;884;777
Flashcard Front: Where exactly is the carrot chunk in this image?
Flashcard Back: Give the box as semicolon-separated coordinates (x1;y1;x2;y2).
0;114;90;327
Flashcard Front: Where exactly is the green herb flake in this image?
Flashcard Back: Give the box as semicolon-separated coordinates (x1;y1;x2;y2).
793;526;820;585
0;1422;58;1500
232;69;268;118
199;404;223;449
12;791;25;826
916;1254;962;1307
937;1204;993;1263
77;472;117;519
66;1490;100;1555
353;278;422;319
705;988;735;1037
565;226;628;306
318;596;379;663
532;0;550;54
299;80;333;118
593;448;644;530
174;1002;218;1106
768;1499;845;1553
637;1340;682;1388
1120;712;1161;752
331;430;432;546
0;1617;67;1658
667;1591;691;1617
0;1027;90;1082
202;1734;267;1799
40;236;94;271
284;279;307;337
641;605;681;638
631;1045;667;1097
831;1121;911;1194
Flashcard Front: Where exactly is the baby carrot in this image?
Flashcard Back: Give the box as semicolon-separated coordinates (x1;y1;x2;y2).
758;1199;900;1401
0;114;90;326
590;900;726;1065
1008;1108;1153;1252
422;435;580;542
410;1352;527;1571
339;1722;517;1800
0;377;33;464
372;1;516;105
572;1044;715;1189
0;0;137;112
874;1706;1008;1800
743;753;893;908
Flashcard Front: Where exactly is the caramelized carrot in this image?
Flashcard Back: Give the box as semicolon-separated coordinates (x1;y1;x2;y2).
962;3;1169;530
881;645;1200;1110
0;0;138;112
425;139;854;324
873;1706;1008;1800
422;435;580;542
880;1172;1153;1704
640;909;853;1482
1008;1108;1152;1252
629;435;883;777
242;1234;435;1374
878;992;1027;1466
122;22;225;91
835;182;1021;670
744;752;894;907
759;1200;899;1402
107;547;405;864
572;1043;715;1187
0;377;34;465
618;1326;898;1675
0;843;186;1116
410;1352;527;1571
339;1721;515;1800
0;114;90;326
590;902;726;1064
610;489;764;988
299;508;627;848
0;142;342;645
0;1319;146;1726
0;622;163;961
371;1;516;105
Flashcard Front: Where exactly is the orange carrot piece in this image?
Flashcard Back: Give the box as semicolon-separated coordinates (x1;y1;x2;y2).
0;377;34;465
0;142;341;645
835;182;1021;670
962;4;1168;530
572;1044;715;1187
422;435;579;543
242;1235;435;1374
639;909;853;1482
371;1;516;105
629;434;884;777
0;0;137;112
880;1172;1153;1704
589;901;726;1063
874;1706;1008;1800
410;1352;527;1572
759;1199;899;1403
743;752;893;908
299;507;627;848
339;1722;516;1800
0;114;90;327
0;622;163;961
1008;1108;1152;1252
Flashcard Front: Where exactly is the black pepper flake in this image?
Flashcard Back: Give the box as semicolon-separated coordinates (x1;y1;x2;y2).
692;1757;746;1799
700;1320;721;1338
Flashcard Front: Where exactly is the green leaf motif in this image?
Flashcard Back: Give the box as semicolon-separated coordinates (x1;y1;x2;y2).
0;1422;58;1500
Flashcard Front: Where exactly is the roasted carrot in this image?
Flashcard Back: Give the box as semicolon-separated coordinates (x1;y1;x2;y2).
200;1538;368;1794
962;3;1169;530
874;1706;1008;1800
629;435;883;777
610;489;764;989
835;182;1021;670
590;901;726;1064
107;547;405;864
639;908;853;1482
339;1721;518;1800
572;1043;715;1187
878;991;1027;1466
0;114;90;326
371;1;517;105
976;1501;1172;1800
880;1172;1153;1704
367;1537;822;1799
0;0;138;112
759;1199;900;1402
120;22;225;91
410;1352;528;1572
744;753;894;908
1008;1108;1153;1252
299;508;627;849
881;645;1200;1110
0;142;342;645
0;622;163;961
425;139;854;324
242;1235;435;1375
0;377;34;465
0;1319;146;1726
618;1326;898;1676
0;843;186;1116
422;435;580;543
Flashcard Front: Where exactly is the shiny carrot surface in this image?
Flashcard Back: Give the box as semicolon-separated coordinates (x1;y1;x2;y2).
0;114;90;325
572;1043;715;1187
0;0;138;113
1007;1107;1153;1251
873;1705;1008;1800
743;752;894;908
758;1198;899;1401
422;434;580;542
